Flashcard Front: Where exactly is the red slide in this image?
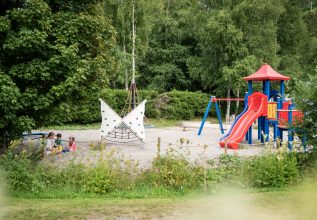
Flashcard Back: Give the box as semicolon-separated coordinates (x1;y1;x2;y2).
219;92;268;150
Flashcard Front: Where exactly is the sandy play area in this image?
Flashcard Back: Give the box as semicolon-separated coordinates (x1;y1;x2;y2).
33;123;266;168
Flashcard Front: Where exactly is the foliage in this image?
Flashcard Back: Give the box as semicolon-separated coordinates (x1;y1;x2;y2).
0;0;117;149
148;148;204;190
242;148;299;188
296;72;317;147
1;138;317;199
207;154;243;184
0;140;43;192
148;90;211;120
46;89;212;123
1;0;317;149
83;148;139;194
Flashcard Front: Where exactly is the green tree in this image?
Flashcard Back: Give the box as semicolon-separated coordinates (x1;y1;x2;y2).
103;0;150;89
277;0;310;89
0;0;116;149
297;70;317;146
139;0;198;92
233;0;285;66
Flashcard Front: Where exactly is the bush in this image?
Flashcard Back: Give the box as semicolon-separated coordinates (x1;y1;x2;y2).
150;90;211;120
83;148;139;194
1;158;35;192
0;142;38;192
207;154;243;184
242;150;299;188
46;89;212;124
148;149;204;190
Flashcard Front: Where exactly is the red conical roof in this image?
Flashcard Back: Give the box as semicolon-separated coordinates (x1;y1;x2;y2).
243;64;290;81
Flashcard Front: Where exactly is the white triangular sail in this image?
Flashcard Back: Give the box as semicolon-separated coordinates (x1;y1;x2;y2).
123;100;147;140
99;98;122;138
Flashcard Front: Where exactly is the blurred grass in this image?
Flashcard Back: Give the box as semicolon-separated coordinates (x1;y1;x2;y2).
4;198;179;220
4;186;317;220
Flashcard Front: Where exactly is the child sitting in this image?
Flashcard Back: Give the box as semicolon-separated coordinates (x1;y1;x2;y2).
63;135;77;152
54;133;63;153
69;136;77;152
45;132;56;155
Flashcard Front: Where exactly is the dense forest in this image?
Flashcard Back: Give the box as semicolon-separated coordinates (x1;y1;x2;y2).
0;0;317;147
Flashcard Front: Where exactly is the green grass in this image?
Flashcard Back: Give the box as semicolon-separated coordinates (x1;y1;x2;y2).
10;186;184;200
4;186;317;220
39;122;101;130
4;198;180;220
146;118;181;127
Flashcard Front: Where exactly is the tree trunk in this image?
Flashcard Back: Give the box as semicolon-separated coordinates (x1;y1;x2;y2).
123;42;128;90
131;0;136;85
225;85;231;123
131;0;136;109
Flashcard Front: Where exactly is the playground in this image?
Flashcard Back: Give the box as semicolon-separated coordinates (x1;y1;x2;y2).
35;64;307;167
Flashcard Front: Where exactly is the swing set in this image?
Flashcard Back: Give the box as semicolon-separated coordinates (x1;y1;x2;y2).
198;96;245;135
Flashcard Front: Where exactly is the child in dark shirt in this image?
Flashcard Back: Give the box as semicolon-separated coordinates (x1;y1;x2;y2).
54;133;63;153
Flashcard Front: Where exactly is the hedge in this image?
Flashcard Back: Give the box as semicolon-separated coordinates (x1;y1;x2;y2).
47;89;215;124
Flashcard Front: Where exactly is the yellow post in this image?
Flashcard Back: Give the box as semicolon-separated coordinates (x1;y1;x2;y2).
157;137;161;158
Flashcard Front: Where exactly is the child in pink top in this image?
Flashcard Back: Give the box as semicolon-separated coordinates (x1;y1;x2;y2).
69;136;77;152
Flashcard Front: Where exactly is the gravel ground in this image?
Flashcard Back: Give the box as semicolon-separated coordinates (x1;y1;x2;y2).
32;123;265;168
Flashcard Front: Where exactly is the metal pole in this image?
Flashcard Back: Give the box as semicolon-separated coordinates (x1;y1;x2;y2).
248;124;252;144
248;81;253;94
258;117;261;140
215;101;224;134
280;80;285;99
198;96;213;135
288;106;293;150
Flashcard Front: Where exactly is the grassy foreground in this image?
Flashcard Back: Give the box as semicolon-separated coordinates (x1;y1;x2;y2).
4;198;179;220
3;185;317;220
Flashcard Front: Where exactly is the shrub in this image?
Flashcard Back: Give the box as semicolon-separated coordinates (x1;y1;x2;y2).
1;158;35;192
83;148;139;194
151;90;211;120
149;149;204;190
0;141;38;192
84;163;117;194
242;150;299;188
207;154;243;184
47;89;212;124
